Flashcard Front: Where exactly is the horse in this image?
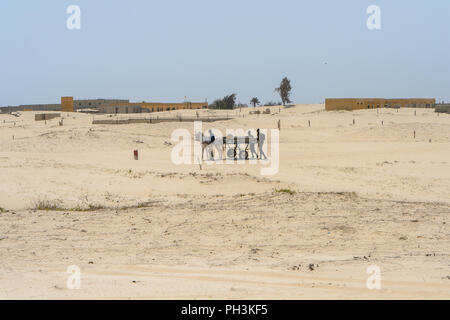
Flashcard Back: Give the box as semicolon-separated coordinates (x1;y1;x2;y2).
194;132;212;161
194;132;223;161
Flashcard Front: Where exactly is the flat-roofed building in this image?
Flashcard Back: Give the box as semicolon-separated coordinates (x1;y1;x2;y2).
1;97;208;114
61;97;74;112
325;98;436;111
74;99;130;111
100;101;208;114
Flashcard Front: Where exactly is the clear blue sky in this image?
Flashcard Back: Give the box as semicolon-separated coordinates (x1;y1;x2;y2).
1;0;449;106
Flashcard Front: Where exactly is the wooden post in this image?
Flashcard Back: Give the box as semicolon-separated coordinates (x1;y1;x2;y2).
308;120;311;127
278;119;281;131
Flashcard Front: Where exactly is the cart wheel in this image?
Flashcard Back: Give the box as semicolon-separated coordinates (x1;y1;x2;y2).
239;150;248;160
227;148;236;159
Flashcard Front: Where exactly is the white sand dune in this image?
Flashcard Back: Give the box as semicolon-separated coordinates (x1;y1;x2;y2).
0;105;449;299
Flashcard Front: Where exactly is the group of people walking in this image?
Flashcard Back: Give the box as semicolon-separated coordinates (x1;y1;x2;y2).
247;129;267;160
206;129;267;160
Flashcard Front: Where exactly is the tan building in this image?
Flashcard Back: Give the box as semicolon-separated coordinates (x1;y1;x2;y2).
74;99;130;111
325;98;435;111
2;97;208;114
70;98;208;114
110;101;208;113
61;97;74;112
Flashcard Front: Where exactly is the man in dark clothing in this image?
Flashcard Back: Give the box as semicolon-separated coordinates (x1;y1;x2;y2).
256;128;267;160
208;129;216;160
209;129;215;144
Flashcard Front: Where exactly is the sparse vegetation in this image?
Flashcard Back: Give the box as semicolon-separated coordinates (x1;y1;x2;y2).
134;201;156;209
275;188;296;195
72;204;106;212
30;198;160;212
31;197;106;212
32;198;65;211
118;200;162;211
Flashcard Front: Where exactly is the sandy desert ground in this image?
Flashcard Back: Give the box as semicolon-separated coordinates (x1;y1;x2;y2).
0;104;449;299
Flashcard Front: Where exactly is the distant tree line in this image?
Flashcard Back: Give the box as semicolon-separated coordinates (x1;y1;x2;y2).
264;101;282;106
209;94;237;110
208;77;292;109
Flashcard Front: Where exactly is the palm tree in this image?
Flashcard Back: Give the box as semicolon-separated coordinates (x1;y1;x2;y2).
250;97;260;109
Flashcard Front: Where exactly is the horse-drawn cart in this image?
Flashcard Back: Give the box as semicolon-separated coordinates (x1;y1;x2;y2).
222;136;252;160
195;132;256;160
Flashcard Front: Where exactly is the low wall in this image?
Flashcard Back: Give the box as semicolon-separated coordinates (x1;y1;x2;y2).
35;113;61;121
92;117;231;125
435;104;450;114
